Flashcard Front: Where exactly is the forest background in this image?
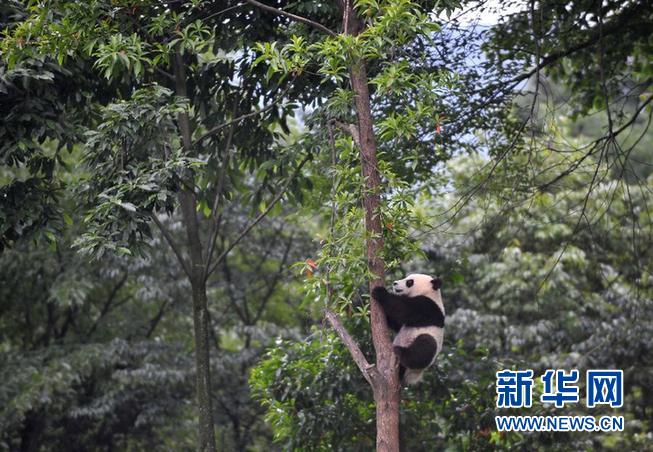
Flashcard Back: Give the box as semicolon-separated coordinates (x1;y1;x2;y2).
1;0;652;450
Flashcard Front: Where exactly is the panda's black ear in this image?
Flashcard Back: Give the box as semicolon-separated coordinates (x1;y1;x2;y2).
431;277;442;290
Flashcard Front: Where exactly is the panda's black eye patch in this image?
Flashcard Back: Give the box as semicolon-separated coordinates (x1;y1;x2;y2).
406;279;414;288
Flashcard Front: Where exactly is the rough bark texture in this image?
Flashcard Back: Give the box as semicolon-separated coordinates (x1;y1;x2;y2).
173;52;217;452
350;61;401;452
341;2;401;448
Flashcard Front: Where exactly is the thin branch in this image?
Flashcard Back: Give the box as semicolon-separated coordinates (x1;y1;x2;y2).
612;94;653;136
432;113;531;230
151;213;192;279
324;120;339;309
253;233;294;324
324;309;377;386
537;95;652;191
144;299;171;338
597;9;614;135
222;253;250;323
536;135;609;296
505;2;641;87
320;120;375;395
56;306;76;340
87;295;132;339
244;0;337;37
85;271;129;339
437;93;653;231
533;8;651;298
328;120;338;256
205;154;311;279
192;85;292;147
525;0;542;182
204;103;237;273
199;2;246;23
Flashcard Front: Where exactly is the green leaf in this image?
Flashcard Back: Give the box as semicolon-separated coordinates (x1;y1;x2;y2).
117;246;132;256
118;201;137;212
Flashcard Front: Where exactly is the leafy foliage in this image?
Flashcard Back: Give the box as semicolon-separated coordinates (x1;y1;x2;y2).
0;340;193;451
75;85;199;258
251;324;375;451
2;0;652;450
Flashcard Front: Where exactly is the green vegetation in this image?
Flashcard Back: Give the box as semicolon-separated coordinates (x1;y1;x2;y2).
1;0;651;450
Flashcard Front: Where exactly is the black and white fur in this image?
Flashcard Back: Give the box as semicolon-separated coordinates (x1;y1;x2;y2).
372;274;445;385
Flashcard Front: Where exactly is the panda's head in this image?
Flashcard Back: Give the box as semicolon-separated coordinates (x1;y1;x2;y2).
392;273;442;297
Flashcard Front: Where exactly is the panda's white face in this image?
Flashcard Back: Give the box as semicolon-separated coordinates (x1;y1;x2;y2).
392;273;441;297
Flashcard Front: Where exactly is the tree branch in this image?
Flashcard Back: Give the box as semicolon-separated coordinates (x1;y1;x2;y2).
252;232;294;324
324;309;377;386
204;103;237;271
244;0;337;37
192;85;292;147
506;1;642;87
222;253;250;323
85;271;129;339
151;213;192;279
144;299;171;339
537;94;653;192
612;94;653;136
205;154;311;279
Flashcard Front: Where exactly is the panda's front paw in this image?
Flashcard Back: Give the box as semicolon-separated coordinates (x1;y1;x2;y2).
372;286;389;301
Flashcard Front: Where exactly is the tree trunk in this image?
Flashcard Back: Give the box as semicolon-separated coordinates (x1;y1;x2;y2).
173;51;217;452
20;412;43;452
350;59;401;451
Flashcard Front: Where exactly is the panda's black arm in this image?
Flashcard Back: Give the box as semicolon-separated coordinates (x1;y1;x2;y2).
371;286;408;332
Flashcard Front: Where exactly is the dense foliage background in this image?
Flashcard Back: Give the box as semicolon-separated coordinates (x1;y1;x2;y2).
1;0;651;450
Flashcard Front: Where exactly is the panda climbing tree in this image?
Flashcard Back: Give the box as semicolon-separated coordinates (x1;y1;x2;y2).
252;1;455;450
373;275;445;385
316;3;450;448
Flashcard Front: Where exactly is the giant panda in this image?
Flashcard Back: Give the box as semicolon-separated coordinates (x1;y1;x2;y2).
372;274;445;385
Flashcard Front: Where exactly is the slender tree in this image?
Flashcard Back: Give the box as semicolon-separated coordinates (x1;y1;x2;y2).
251;0;458;449
2;2;314;450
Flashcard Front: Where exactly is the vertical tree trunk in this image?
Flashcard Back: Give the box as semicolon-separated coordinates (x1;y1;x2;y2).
350;59;401;451
230;3;401;448
173;51;217;452
19;412;43;452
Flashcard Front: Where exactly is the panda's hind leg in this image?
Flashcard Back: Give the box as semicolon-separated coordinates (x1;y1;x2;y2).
393;334;438;370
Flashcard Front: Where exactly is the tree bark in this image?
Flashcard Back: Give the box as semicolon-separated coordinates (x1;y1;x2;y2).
350;60;401;452
20;412;43;452
173;51;217;452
